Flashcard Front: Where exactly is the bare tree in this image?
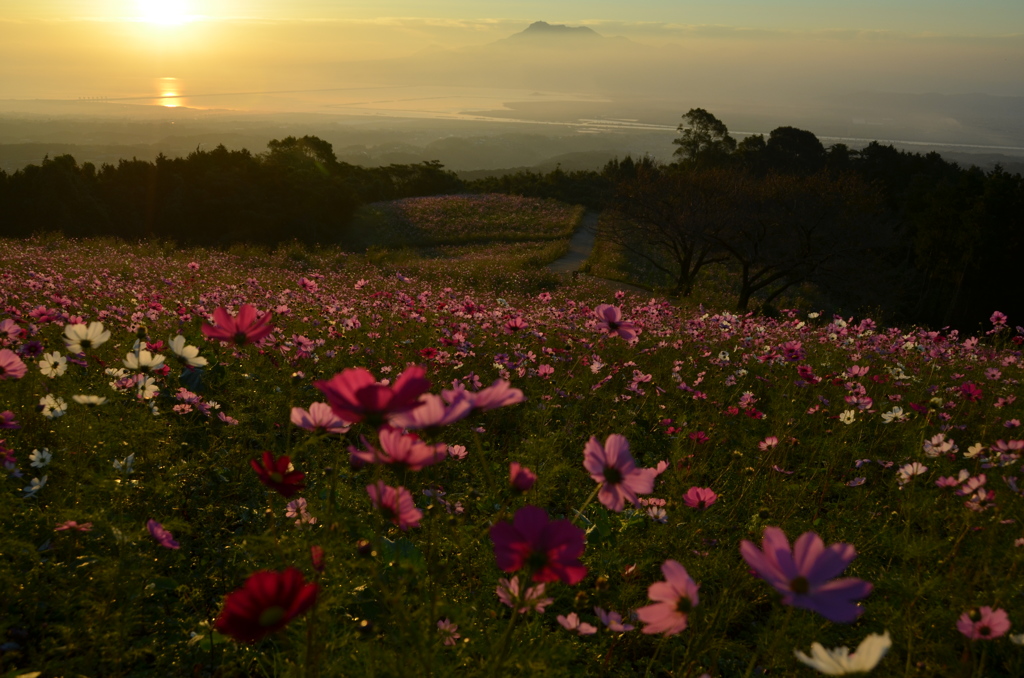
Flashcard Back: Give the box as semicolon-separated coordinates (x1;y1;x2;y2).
599;160;736;296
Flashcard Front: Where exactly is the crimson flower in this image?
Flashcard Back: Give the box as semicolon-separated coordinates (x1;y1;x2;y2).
583;434;657;512
315;366;430;428
250;451;306;498
201;305;274;346
214;568;319;643
509;462;537;492
490;505;587;585
740;527;872;623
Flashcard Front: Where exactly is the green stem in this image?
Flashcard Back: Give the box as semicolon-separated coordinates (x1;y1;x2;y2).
643;635;668;678
743;605;793;678
490;604;522;674
572;485;602;527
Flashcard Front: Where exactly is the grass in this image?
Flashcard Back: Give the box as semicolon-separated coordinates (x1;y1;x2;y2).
0;210;1022;677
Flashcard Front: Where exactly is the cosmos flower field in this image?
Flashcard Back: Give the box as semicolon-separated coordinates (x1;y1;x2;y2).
1;200;1023;676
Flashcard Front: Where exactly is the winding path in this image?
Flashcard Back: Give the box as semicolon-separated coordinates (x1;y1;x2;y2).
548;211;649;296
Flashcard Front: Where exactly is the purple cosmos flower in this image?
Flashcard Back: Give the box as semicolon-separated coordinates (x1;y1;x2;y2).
147;519;180;549
740;527;872;623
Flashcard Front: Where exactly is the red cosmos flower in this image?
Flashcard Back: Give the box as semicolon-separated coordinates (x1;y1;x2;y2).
201;305;274;347
490;505;587;585
214;568;319;643
314;366;430;428
250;452;305;498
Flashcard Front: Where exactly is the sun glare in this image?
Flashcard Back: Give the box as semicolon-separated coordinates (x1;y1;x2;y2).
136;0;192;25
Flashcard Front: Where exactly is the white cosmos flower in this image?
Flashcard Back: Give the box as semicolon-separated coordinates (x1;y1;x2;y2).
794;630;891;675
880;407;905;424
123;350;165;372
23;475;47;498
113;453;135;475
168;335;208;368
1010;633;1024;645
38;351;67;378
136;376;159;400
29;448;52;468
63;321;111;353
839;410;856;425
39;394;68;419
72;395;107;407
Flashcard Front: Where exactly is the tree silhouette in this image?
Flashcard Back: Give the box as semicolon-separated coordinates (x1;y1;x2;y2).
673;109;737;166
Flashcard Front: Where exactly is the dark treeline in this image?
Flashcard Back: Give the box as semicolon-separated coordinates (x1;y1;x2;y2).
0;135;462;246
467;109;1024;331
1;115;1022;330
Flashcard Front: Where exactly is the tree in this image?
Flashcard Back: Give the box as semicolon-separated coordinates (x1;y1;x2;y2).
672;109;737;166
599;159;733;296
764;127;826;175
713;171;888;311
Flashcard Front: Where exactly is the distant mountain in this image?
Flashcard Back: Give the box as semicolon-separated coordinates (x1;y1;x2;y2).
508;21;602;40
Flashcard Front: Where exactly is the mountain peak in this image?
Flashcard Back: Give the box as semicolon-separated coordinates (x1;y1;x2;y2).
513;21;601;39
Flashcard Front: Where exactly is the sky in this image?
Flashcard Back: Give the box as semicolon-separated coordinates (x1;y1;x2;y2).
0;1;1021;115
2;0;1023;34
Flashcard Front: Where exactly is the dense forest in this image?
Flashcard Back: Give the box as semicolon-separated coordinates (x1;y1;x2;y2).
1;114;1022;331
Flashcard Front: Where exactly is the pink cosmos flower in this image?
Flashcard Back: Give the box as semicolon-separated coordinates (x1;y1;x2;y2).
740;527;872;623
583;434;657;512
437;618;460;646
594;607;634;632
290;403;351;435
490;505;587;585
496;576;553;614
557;612;598;635
682;487;718;509
315;365;430;428
390;392;472;430
504;317;528;334
55;520;93;532
594;304;638;342
201;304;274;346
509;462;537;492
0;349;27;380
451;379;525;412
957;607;1011;640
635;559;700;636
758;436;779;451
366;481;422;530
349;427;446;471
0;411;20;429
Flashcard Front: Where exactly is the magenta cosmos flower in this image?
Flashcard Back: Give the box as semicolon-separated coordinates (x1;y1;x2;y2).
682;487;718;509
583;434;657;512
315;366;430;428
0;349;27;380
201;304;274;347
366;481;422;530
957;607;1011;640
290;403;350;435
349;426;446;471
214;568;319;643
490;505;587;585
635;559;700;635
740;527;872;623
594;304;638;342
509;462;537;492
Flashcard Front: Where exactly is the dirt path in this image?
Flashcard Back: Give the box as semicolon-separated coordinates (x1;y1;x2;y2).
549;211;649;296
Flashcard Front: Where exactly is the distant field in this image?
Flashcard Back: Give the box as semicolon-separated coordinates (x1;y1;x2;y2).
348;193;584;249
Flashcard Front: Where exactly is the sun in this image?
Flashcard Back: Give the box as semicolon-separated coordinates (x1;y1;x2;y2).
136;0;192;25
